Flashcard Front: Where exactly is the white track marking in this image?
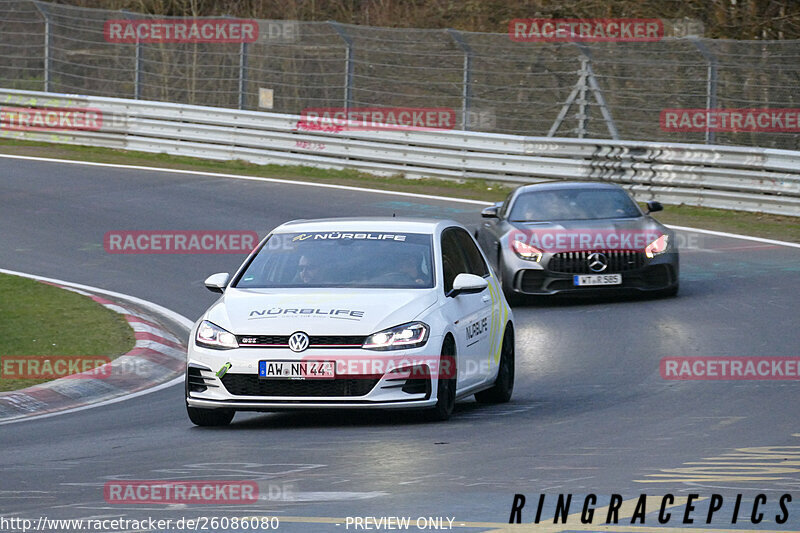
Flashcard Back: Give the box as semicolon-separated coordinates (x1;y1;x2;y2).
0;153;488;205
1;153;796;248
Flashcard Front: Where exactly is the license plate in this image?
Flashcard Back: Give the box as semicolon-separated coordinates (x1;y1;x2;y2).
573;274;622;286
258;360;335;379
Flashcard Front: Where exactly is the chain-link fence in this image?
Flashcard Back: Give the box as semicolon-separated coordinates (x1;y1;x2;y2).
1;0;799;150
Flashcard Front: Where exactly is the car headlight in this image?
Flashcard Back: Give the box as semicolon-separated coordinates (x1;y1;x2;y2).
362;322;429;351
196;321;238;350
511;238;543;262
645;234;670;258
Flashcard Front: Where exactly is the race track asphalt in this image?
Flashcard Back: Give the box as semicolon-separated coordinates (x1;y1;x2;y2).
1;157;799;532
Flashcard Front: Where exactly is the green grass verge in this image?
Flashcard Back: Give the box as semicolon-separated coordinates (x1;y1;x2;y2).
0;273;135;392
0;138;797;243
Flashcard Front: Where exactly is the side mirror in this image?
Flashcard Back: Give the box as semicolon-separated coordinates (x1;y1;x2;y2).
481;206;499;218
646;201;663;214
449;273;488;297
204;272;230;294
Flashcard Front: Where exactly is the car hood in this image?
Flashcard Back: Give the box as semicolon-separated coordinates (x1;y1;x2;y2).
505;217;670;252
509;217;666;233
204;288;439;336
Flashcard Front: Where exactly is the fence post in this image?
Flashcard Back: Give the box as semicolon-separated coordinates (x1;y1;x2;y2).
32;1;51;92
446;29;472;131
238;41;248;109
122;11;142;99
690;37;718;144
329;21;353;112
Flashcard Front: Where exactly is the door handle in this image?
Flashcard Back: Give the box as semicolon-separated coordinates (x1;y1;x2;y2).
482;295;491;303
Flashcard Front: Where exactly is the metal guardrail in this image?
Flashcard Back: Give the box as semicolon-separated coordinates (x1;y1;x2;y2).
1;89;799;216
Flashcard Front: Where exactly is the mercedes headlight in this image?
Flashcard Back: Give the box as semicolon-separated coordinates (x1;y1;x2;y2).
645;234;670;258
196;321;238;350
511;238;543;262
363;322;429;351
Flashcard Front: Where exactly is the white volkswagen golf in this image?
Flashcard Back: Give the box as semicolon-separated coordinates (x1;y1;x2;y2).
185;218;514;426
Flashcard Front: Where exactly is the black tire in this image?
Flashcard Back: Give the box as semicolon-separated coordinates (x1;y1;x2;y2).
185;371;234;426
475;325;515;404
424;338;457;422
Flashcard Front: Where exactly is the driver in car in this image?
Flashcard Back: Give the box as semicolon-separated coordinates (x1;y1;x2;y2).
397;252;426;286
297;253;323;284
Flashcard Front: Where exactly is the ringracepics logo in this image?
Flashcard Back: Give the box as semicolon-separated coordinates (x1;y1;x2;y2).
0;107;103;131
508;493;792;526
660;108;800;132
661;357;800;380
103;231;258;254
509;18;664;42
1;356;111;379
103;481;258;504
104;19;258;43
298;108;456;132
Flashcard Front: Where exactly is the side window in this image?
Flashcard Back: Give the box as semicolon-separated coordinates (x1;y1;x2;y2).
452;228;489;277
440;230;469;293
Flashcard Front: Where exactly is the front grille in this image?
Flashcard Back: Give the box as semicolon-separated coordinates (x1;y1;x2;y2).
520;270;546;292
309;335;366;346
642;264;672;286
221;373;380;397
236;334;366;348
548;250;644;274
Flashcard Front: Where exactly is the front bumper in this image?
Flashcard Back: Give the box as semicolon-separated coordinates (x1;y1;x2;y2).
186;339;443;410
186;397;437;410
503;252;679;295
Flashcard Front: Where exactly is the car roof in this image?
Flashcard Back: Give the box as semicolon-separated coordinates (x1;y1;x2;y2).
272;217;459;234
514;181;625;194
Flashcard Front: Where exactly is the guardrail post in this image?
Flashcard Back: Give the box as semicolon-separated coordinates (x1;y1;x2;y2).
690;37;718;144
122;11;143;100
446;29;473;131
329;21;354;112
32;1;51;92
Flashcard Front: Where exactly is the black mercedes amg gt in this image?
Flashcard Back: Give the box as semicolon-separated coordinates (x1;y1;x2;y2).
475;182;679;301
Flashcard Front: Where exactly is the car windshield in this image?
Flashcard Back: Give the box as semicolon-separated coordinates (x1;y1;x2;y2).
509;188;642;221
234;231;434;289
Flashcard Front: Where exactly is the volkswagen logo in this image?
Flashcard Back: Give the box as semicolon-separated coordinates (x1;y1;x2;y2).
288;331;310;352
587;252;608;273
